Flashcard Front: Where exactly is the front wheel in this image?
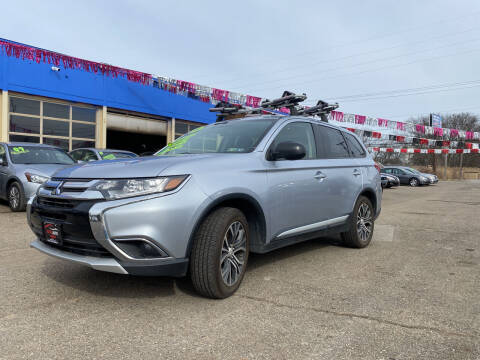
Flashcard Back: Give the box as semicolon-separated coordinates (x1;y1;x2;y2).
8;182;26;212
409;178;419;187
190;207;249;299
341;196;374;248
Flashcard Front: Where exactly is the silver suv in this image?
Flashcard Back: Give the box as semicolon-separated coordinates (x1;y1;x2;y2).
0;143;75;211
28;116;381;298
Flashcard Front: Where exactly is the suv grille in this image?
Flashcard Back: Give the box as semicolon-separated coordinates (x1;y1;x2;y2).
31;196;111;258
37;197;77;209
39;237;112;257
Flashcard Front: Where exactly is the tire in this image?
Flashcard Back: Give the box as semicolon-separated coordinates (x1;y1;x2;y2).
341;196;374;248
190;207;249;299
8;182;26;212
409;178;419;187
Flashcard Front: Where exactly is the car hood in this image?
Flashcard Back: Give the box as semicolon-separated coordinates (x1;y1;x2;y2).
16;163;72;177
51;154;220;179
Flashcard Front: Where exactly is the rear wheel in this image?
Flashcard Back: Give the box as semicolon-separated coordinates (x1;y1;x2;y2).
341;196;374;248
409;178;419;187
8;182;26;212
190;207;249;299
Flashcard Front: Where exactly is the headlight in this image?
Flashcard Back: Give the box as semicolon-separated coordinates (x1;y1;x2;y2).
92;175;189;200
25;172;49;184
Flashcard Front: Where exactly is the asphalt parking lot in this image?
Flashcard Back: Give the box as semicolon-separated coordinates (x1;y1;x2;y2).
0;182;479;360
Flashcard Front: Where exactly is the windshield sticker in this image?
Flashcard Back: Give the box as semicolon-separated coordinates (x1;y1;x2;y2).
11;147;30;154
157;126;205;155
103;154;116;160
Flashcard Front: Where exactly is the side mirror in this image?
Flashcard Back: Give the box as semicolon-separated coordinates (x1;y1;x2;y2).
0;157;7;167
270;141;306;161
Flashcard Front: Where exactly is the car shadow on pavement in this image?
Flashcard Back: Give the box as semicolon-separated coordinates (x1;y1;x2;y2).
41;262;177;298
247;236;339;272
41;236;341;299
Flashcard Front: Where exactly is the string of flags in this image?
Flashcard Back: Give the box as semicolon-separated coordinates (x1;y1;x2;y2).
369;147;480;154
344;127;480;149
1;38;478;147
328;111;480;141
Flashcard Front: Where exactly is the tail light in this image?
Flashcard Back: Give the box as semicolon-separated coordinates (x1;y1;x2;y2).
374;163;381;173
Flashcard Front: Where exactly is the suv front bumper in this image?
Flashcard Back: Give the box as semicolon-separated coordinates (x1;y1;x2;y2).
28;177;208;276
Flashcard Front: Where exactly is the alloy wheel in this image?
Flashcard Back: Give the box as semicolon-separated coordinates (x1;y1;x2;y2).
9;186;20;209
356;202;373;243
220;221;247;286
410;178;419;187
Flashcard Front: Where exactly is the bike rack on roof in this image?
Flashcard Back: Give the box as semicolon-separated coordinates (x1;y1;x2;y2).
209;91;339;122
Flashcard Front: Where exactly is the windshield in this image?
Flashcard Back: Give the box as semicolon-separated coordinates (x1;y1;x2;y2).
404;168;421;174
8;146;75;165
99;151;137;160
156;119;276;156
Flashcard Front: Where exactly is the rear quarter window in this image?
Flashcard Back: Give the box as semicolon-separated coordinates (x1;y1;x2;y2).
343;132;366;158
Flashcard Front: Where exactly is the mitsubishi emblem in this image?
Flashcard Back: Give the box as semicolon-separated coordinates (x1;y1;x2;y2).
52;182;64;196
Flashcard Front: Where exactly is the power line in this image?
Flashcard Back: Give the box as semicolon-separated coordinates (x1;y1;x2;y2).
321;80;480;103
377;104;480;119
230;36;480;92
324;79;480;100
188;9;480;82
247;46;480;95
211;25;480;87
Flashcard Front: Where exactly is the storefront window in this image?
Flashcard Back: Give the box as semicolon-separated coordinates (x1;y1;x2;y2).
10;115;40;134
9;134;40;143
72;122;95;139
43;119;69;137
9;97;40;116
43;137;69;150
175;120;204;140
72;106;96;123
8;95;96;151
44;102;69;119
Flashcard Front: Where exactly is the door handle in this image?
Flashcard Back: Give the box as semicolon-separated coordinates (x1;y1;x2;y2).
314;171;327;181
353;169;361;177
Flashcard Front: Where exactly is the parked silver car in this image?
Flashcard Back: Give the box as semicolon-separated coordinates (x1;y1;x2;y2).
28;116;382;298
69;148;138;162
0;142;75;211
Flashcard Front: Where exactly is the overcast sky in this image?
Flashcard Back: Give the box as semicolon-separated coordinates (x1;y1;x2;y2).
2;0;480;121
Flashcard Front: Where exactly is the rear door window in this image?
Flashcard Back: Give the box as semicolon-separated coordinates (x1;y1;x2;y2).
314;125;350;159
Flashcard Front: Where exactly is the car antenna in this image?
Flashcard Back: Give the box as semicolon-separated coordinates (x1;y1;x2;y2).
298;100;339;122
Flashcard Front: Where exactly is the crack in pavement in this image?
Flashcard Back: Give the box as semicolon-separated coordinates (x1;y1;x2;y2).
236;294;478;339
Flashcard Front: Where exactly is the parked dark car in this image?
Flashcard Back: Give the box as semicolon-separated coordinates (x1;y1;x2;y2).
381;174;400;188
381;166;437;187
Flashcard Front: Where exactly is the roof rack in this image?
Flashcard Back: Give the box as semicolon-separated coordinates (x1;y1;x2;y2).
209;101;262;121
297;100;339;122
209;91;339;122
260;91;307;116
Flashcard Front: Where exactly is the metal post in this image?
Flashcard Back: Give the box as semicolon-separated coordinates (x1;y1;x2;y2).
459;152;464;180
443;153;448;180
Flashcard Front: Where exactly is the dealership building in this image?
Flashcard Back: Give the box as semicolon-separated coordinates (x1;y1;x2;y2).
0;38;233;154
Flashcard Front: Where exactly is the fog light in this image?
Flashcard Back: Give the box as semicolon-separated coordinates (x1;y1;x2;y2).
112;239;167;259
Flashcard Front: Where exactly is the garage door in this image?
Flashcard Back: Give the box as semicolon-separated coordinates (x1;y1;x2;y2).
106;113;167;135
